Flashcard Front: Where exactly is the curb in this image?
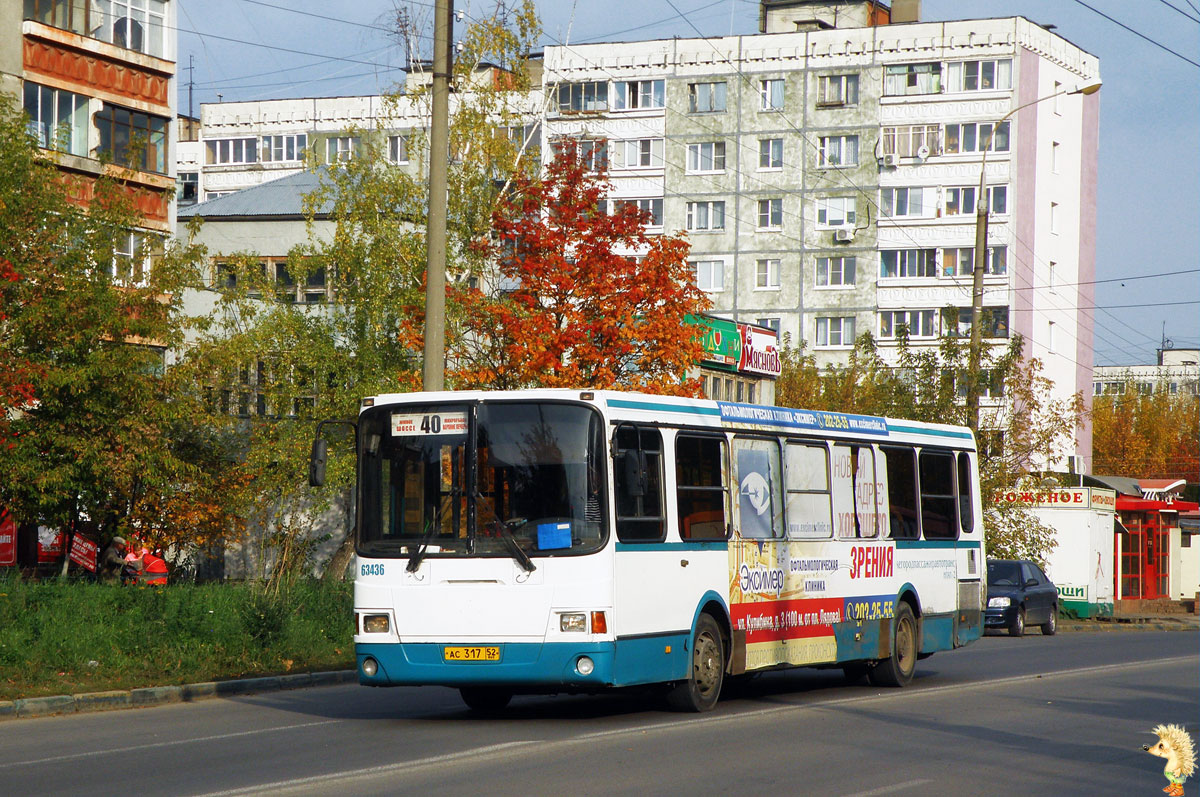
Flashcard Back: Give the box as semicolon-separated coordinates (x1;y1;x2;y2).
0;669;357;721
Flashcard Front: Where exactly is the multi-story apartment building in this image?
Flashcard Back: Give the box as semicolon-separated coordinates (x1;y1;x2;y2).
5;1;178;238
1094;349;1200;398
177;0;1100;466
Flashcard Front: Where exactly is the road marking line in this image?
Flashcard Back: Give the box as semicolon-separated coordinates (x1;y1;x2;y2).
190;741;538;797
0;719;341;769
841;779;932;796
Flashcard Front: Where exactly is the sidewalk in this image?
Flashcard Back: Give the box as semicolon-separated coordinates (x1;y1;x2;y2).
0;669;358;721
1060;613;1200;633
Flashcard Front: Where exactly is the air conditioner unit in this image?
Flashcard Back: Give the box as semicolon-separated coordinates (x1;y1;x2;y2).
834;227;855;243
882;153;900;167
915;144;931;160
1067;454;1086;475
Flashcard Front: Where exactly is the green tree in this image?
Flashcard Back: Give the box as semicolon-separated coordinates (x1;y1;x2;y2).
175;3;544;583
0;93;233;559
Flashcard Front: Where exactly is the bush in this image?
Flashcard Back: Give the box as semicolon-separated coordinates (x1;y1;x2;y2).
0;575;353;699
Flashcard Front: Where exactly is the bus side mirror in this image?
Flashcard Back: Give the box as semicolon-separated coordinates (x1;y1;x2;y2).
620;449;648;498
309;437;328;487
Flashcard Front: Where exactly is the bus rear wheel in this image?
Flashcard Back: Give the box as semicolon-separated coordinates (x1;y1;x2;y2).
869;603;917;687
460;687;513;713
667;614;725;712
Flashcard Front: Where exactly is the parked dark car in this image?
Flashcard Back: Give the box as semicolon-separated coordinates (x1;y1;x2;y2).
985;559;1058;636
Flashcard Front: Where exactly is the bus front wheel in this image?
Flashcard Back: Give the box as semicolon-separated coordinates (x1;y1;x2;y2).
667;614;725;712
869;603;917;687
460;687;513;713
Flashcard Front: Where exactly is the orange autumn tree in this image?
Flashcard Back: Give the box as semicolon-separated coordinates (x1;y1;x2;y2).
442;138;711;395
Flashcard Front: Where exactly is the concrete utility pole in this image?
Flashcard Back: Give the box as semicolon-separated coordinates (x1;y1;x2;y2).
965;78;1101;434
423;0;453;392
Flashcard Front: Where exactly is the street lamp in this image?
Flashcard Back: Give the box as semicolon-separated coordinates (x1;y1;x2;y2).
964;78;1102;433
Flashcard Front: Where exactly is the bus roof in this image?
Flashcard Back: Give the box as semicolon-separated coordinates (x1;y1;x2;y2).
364;388;976;449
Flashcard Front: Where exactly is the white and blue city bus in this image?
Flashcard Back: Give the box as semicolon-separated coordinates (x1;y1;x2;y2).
316;389;985;712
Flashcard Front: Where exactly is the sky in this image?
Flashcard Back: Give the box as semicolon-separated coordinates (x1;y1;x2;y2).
176;0;1200;367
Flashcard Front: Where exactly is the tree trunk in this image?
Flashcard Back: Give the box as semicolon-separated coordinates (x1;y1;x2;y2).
321;487;356;582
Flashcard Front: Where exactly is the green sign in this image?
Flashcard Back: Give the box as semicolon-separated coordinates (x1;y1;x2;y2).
688;315;740;371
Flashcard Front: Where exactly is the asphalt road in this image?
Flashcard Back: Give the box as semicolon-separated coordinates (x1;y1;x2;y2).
1;631;1195;796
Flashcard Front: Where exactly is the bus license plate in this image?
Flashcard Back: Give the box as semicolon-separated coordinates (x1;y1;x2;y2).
443;646;500;662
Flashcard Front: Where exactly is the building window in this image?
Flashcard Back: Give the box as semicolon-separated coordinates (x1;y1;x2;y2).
880;248;937;279
947;307;1010;339
688;82;727;113
691;259;725;292
26;0;167;57
755;258;780;289
556;81;608;113
818;135;859;167
757;198;783;230
945;186;1007;216
946;59;1012;92
619;138;664;168
95;103;168;174
944;121;1010;154
23;83;89;157
880;310;936;339
387;135;408;164
686;201;726;231
816;196;856;228
817;255;855;287
759;79;785;111
618;198;663;228
686;142;726;173
1051;141;1061;174
880;124;940;158
880;187;932;219
941;246;1008;277
613;79;664;110
113;230;155;286
206;137;257;165
816;316;855;347
326;136;359;162
883;63;941;96
1048;261;1057;293
261;133;307;163
1050;201;1059;234
759;138;783;169
552;138;608;171
817;74;858;107
178;171;198;205
757;317;781;334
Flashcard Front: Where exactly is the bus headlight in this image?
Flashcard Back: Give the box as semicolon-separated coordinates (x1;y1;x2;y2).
361;657;379;677
988;596;1012;608
576;656;595;676
560;613;587;632
363;614;391;633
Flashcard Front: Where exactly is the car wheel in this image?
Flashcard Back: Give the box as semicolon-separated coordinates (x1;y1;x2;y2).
460;687;512;713
869;603;917;687
1009;607;1025;637
1041;605;1057;636
667;614;725;712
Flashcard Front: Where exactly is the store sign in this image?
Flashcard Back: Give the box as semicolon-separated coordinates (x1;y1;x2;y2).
69;534;98;573
690;315;740;371
739;324;782;377
991;487;1117;511
0;511;15;567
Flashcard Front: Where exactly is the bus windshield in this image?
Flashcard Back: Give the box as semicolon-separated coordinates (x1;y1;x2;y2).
357;401;606;559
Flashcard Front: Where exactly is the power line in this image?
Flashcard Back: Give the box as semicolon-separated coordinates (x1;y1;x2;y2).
1070;0;1200;68
1153;0;1200;24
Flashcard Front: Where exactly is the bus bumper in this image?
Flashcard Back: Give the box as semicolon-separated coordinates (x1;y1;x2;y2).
355;641;618;689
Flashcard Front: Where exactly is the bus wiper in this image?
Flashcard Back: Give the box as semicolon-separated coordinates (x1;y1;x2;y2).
406;518;439;573
475;491;536;574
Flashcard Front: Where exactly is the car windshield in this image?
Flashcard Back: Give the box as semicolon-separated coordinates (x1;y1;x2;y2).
357;401;606;559
988;561;1020;586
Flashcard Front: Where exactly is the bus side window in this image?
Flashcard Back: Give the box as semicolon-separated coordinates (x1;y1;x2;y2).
677;435;729;540
733;437;783;539
614;426;665;542
957;452;975;534
880;446;919;539
786;442;832;538
919;450;957;539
